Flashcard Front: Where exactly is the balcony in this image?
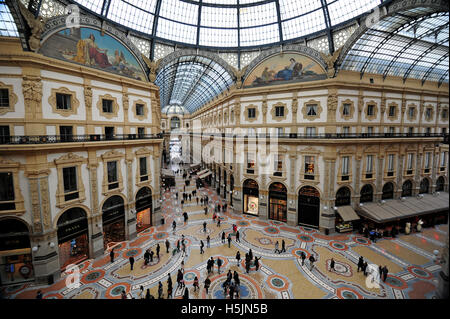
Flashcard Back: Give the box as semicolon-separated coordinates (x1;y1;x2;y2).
0;133;164;145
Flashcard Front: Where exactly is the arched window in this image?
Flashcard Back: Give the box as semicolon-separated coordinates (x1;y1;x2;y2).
402;180;413;197
269;183;287;222
170;117;181;130
419;178;430;194
436;176;445;192
335;186;351;206
382;182;394;200
360;184;374;203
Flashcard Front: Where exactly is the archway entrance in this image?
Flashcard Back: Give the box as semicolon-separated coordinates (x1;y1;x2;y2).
419;178;430;194
136;187;152;233
382;182;394;200
243;179;259;216
57;207;89;270
402;180;413;197
360;184;373;203
436;176;445;191
0;219;33;284
298;186;320;227
170;116;181;131
269;183;287;223
336;187;351;207
102;196;125;250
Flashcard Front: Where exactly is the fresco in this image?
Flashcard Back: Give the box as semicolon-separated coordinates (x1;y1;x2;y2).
243;53;326;87
39;27;146;81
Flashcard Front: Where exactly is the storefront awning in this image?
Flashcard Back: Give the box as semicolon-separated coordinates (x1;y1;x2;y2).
161;169;175;177
357;192;449;223
336;205;360;222
199;171;212;179
190;163;201;168
197;169;209;176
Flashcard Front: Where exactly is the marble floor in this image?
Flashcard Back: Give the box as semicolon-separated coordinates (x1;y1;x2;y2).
1;163;448;299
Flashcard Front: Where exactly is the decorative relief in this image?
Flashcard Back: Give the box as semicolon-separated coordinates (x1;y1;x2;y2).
29;178;43;233
22;76;42;104
84;85;92;108
48;87;80;117
0;82;18;115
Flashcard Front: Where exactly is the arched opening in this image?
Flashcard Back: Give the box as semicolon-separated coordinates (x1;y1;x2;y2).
57;207;89;270
102;195;125;250
360;184;374;203
402;180;413;197
335;186;351;207
382;182;394;200
243;179;259;216
136;187;152;233
436;176;445;192
419;178;430;194
230;175;234;206
223;173;227;199
269;183;287;223
0;218;33;284
298;186;320;227
170;116;181;130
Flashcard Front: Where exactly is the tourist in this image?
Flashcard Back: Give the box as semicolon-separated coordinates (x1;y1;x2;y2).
204;277;211;294
229;281;235;299
176;239;180;253
281;240;286;253
129;256;135;271
165;239;170;253
150;250;154;263
233;271;240;286
382;266;389;282
172;220;177;233
363;261;368;276
254;256;261;271
249;249;253;261
236;230;240;242
156;243;160;259
330;258;335;272
203;221;207;233
183;288;189;299
227;233;232;248
144;249;150;265
227;270;232;282
121;290;127;299
158;281;163;299
217;257;223;274
200;240;205;254
300;251;306;266
110;248;115;263
222;231;226;243
206;235;211;248
145;289;152;299
183;212;188;224
138;285;145;299
217;218;221;227
236;251;241;266
357;256;364;272
36;290;43;299
274;241;280;254
193;276;199;292
309;254;316;270
204;207;208;215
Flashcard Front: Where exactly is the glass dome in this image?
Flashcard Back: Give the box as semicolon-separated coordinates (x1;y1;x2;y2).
71;0;383;49
162;104;189;115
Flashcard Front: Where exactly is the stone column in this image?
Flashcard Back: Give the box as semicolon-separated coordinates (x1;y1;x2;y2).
325;87;338;134
374;156;384;201
414;147;423;195
396;153;405;198
353;156;362;207
153;148;163;225
125;157;137;240
287;153;297;226
86;161;104;258
321;152;337;233
431;149;439;193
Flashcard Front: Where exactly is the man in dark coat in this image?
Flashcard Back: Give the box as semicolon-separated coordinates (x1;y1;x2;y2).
110;248;115;263
281;240;286;253
300;251;306;266
129;256;135;271
165;239;170;253
156;243;160;259
382;266;389;282
357;256;364;272
217;257;223;274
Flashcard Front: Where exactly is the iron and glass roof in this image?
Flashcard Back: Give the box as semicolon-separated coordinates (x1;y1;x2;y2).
70;0;384;49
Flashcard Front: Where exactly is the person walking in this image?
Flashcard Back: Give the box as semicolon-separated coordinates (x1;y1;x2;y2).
363;261;368;276
158;281;163;299
249;249;253;261
309;254;316;271
183;287;189;299
156;243;160;260
245;258;250;274
182;241;187;257
193;276;199;292
144;249;150;265
183;212;188;224
36;290;43;299
129;256;135;271
203;221;207;233
165;239;170;253
236;251;241;266
254;256;261;271
281;240;286;253
138;286;145;299
121;290;127;299
204;207;208;215
236;230;240;242
300;251;306;266
150;250;154;263
330;258;335;272
274;241;280;254
227;233;232;248
217;218;221;227
176;239;180;253
204;277;211;294
382;266;389;282
229;282;235;300
167;273;172;292
357;256;364;272
206;235;211;248
172;220;177;233
110;248;115;263
212;212;217;223
200;240;205;254
221;231;226;244
217;257;223;274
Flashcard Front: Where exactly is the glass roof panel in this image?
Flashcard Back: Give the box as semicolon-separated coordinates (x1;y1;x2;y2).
279;0;322;21
282;9;325;40
156;17;197;44
159;0;198;25
107;0;156;33
239;2;277;28
327;0;380;26
75;0;103;14
240;23;279;46
0;1;19;37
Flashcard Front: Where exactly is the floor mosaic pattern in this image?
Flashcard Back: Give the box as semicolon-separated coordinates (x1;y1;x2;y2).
1;164;447;299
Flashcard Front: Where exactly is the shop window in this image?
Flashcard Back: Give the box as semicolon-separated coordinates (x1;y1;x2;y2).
107;161;119;190
56;93;71;110
102;99;113;113
0;88;9;107
0;172;15;211
139;157;148;182
63;166;78;201
341;156;349;181
304;156;315;180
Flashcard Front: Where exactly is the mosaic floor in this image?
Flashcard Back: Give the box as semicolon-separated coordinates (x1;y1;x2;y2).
2;164;448;299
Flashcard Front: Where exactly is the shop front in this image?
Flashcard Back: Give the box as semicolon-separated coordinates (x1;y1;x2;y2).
102;196;126;250
298;186;320;227
57;207;89;270
269;183;287;223
243;179;259;216
136;187;152;233
0;218;33;285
